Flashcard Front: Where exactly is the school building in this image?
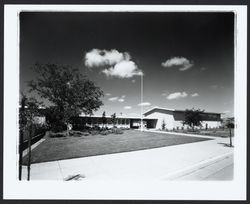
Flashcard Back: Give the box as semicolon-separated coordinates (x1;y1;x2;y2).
72;107;222;130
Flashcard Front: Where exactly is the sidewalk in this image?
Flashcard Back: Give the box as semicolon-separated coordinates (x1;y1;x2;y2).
22;132;234;181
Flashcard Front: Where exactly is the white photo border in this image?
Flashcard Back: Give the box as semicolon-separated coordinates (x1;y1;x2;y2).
3;5;247;200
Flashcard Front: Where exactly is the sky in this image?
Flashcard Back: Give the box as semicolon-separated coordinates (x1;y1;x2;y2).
20;12;234;118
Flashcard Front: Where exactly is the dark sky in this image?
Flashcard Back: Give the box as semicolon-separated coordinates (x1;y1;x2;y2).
20;12;234;117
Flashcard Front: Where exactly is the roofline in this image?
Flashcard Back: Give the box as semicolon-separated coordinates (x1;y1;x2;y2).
78;115;157;120
143;106;175;115
143;107;222;115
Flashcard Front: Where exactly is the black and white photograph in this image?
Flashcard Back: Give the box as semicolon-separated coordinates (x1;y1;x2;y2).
3;4;247;200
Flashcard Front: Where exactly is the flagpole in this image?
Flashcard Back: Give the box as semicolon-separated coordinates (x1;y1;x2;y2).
140;74;143;132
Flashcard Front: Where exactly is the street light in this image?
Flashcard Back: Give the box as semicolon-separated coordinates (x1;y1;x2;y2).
140;74;143;132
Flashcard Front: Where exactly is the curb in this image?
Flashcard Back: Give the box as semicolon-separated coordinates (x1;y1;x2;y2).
160;152;233;180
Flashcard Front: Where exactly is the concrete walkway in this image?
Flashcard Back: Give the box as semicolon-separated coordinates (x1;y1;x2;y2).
21;131;234;181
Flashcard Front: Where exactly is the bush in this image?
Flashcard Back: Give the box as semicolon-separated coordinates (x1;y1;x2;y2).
93;125;101;131
101;126;109;131
89;130;100;135
72;124;86;131
82;132;90;136
120;127;129;130
69;131;83;137
32;124;48;136
49;132;67;138
111;128;123;135
50;122;67;133
100;130;109;135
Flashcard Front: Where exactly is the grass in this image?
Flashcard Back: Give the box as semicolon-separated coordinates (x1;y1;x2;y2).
23;130;211;164
168;128;234;138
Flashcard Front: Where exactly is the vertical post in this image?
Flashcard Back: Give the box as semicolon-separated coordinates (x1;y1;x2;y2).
19;110;24;180
140;74;143;132
18;129;23;180
229;127;232;147
27;124;32;181
18;97;26;180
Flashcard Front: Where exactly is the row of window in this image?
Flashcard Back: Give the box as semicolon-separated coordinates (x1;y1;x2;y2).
85;118;130;125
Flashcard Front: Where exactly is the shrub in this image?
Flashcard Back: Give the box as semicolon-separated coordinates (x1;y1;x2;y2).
50;122;67;133
49;132;66;138
89;130;100;135
161;120;166;130
33;124;48;136
92;125;101;131
82;132;90;136
72;124;86;131
69;131;83;137
120;127;129;130
112;128;123;135
100;130;109;135
101;126;109;131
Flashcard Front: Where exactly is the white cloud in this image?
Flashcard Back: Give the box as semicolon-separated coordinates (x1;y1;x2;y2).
105;93;111;96
161;57;193;71
118;98;125;102
191;93;199;97
138;102;151;106
167;92;188;100
102;61;143;78
108;96;125;102
85;49;143;78
124;106;132;110
85;49;129;67
108;97;118;101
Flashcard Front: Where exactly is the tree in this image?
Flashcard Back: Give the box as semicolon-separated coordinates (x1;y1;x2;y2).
19;93;41;180
161;120;166;130
183;108;204;131
111;113;117;128
102;111;107;128
225;117;234;147
28;63;104;135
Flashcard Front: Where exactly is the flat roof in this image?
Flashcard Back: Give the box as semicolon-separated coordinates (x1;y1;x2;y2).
78;115;157;120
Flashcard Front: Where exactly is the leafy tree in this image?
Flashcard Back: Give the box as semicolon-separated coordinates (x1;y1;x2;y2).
19;93;41;181
102;111;107;128
161;120;166;130
225;117;234;147
19;94;41;129
183;108;204;131
111;113;117;128
28;63;104;135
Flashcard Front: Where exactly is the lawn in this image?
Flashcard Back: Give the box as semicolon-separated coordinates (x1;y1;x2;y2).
23;130;211;164
168;129;234;138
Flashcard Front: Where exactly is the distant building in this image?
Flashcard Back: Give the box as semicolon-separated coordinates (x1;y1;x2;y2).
71;115;156;130
31;106;222;130
72;107;222;130
143;107;222;130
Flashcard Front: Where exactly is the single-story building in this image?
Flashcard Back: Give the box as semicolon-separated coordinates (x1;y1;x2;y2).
72;107;222;130
143;107;222;130
71;115;157;129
